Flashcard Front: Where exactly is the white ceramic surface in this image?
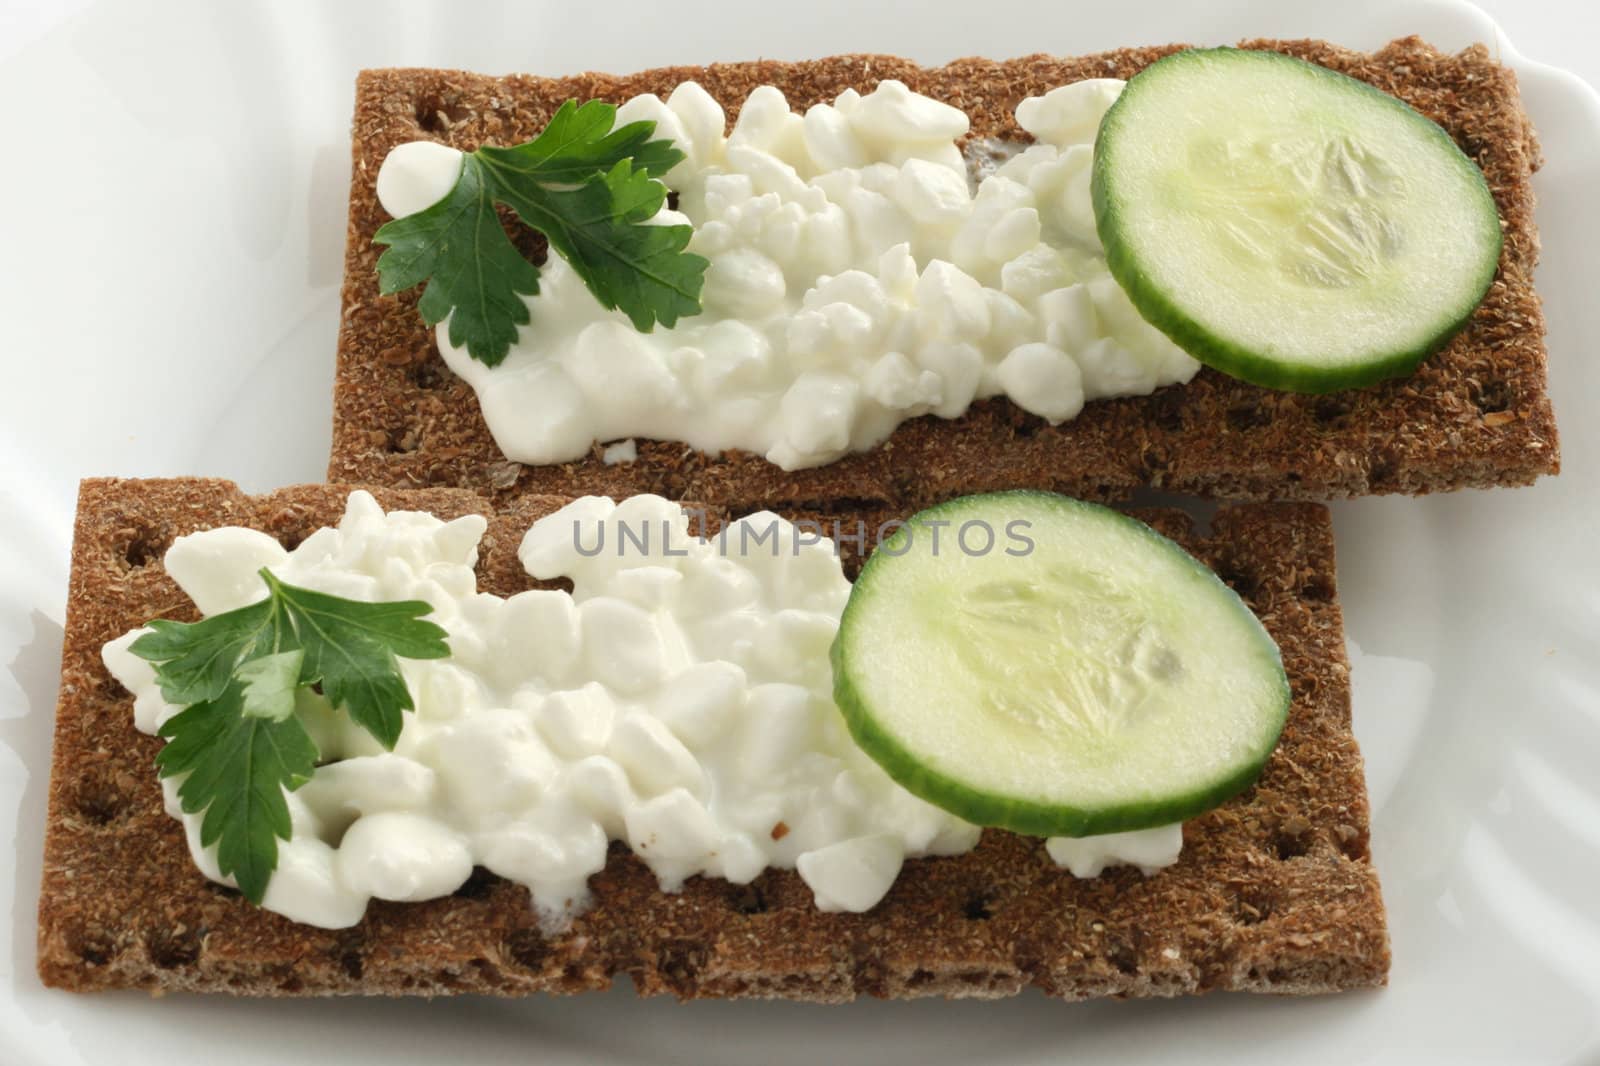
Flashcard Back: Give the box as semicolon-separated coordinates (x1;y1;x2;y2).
1;0;1596;1062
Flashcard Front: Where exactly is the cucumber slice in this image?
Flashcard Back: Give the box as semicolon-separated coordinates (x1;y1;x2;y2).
831;492;1289;837
1092;48;1502;393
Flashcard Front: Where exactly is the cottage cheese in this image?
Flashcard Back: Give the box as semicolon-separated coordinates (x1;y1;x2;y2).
376;78;1199;471
103;492;1180;929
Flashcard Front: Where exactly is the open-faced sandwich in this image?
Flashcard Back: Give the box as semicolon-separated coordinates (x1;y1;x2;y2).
331;37;1555;509
41;480;1380;999
37;33;1559;1004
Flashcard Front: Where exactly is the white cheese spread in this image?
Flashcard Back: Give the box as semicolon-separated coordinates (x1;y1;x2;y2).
376;78;1199;471
103;492;1181;928
1045;823;1184;877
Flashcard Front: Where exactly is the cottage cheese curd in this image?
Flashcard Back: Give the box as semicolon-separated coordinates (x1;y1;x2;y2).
376;78;1199;471
103;492;1181;928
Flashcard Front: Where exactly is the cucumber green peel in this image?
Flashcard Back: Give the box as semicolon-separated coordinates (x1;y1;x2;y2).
830;492;1290;838
1092;47;1502;393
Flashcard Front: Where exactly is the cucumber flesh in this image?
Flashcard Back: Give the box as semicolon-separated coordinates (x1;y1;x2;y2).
830;492;1289;838
1092;48;1502;393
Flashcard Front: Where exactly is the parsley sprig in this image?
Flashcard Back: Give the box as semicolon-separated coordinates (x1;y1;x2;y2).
130;570;449;902
374;99;709;366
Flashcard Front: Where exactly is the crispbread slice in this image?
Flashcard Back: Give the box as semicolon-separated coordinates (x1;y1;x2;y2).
329;36;1557;511
39;478;1387;999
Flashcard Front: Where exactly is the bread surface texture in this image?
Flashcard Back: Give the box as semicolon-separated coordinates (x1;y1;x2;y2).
39;478;1387;1000
329;36;1557;510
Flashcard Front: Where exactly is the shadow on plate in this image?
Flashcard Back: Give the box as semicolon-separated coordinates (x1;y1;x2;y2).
4;611;64;998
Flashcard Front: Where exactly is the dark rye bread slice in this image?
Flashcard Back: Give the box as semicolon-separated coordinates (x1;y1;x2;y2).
39;477;1386;999
329;36;1557;512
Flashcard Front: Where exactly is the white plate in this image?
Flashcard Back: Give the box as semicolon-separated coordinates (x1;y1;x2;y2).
2;0;1597;1062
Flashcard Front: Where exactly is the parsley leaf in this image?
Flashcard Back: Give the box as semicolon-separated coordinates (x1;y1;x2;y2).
373;99;708;366
129;570;451;903
133;598;275;706
131;568;450;747
476;99;684;184
375;159;540;364
259;571;448;748
156;682;318;903
236;649;303;722
490;158;704;334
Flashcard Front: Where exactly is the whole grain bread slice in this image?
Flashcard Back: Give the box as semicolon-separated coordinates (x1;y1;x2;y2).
329;36;1556;512
39;477;1386;999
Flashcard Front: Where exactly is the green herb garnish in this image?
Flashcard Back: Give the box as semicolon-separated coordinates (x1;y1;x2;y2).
130;570;449;902
151;684;318;905
374;99;709;367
